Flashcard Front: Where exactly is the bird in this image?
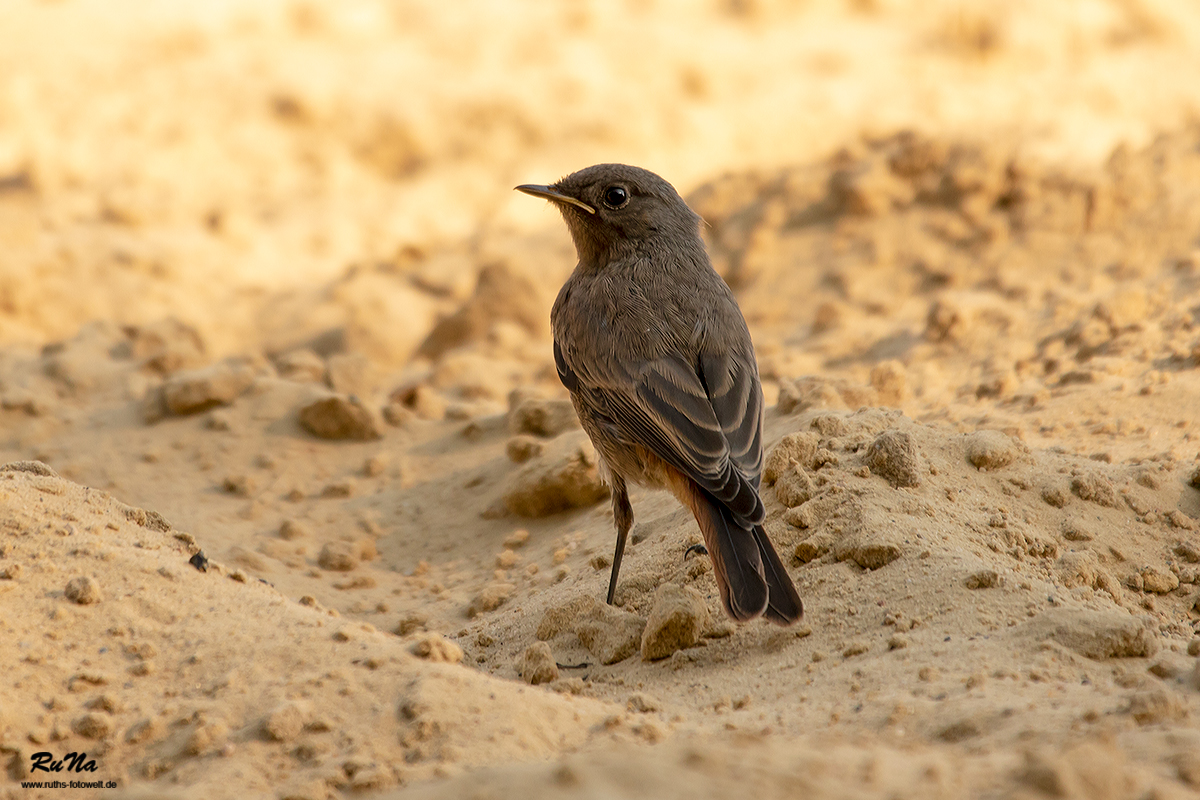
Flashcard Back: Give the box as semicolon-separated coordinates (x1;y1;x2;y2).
515;163;803;625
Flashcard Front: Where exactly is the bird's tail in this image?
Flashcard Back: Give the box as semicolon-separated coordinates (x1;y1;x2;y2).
670;473;803;624
751;523;804;625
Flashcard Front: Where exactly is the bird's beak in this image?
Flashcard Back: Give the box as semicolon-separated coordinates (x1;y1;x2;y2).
514;184;596;215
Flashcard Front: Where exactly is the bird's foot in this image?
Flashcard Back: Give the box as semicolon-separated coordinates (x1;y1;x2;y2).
683;543;708;560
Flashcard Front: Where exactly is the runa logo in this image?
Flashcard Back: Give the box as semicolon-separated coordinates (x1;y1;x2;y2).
29;751;98;773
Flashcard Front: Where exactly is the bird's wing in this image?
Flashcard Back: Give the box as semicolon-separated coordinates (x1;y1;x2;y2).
562;342;765;526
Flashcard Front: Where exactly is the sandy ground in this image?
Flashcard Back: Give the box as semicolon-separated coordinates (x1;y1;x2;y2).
3;1;1200;798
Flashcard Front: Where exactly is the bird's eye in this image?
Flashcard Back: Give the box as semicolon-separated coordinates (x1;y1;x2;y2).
602;186;629;209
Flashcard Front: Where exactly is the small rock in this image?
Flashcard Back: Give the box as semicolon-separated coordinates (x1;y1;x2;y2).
64;576;103;605
627;693;661;713
837;537;901;570
937;719;981;742
505;436;544;463
1041;485;1070;508
416;261;545;359
394;613;427;636
504;529;531;549
810;413;850;437
1137;565;1180;594
263;701;309;742
1071;474;1119;507
774;466;816;509
965;430;1022;470
125;718;159;744
519;642;559;685
467;582;513;617
124;318;206;373
162;360;256;415
508;395;580;438
763;432;820;484
275;349;326;383
503;432;609;517
842;640;869;657
222;474;256;497
362;454;388;477
299;395;384;440
1174;541;1200;562
317;542;358;572
1129;688;1186;725
185;719;229;755
1061;518;1095;541
641;583;710;661
1148;653;1193;680
382;401;414;427
794;535;832;564
0;460;59;477
576;603;648;665
866;429;922;488
1025;608;1159;659
964;569;1002;589
393;384;446;421
279;520;308;540
537;595;600;640
408;633;463;663
72;713;113;740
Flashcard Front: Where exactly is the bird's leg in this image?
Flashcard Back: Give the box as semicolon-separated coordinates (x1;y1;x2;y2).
606;476;633;605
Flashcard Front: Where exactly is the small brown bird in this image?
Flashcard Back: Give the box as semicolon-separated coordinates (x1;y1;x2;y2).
516;164;803;625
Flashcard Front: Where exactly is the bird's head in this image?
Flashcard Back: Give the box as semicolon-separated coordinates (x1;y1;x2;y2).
516;163;701;266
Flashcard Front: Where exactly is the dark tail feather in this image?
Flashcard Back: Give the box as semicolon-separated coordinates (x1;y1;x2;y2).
752;525;804;625
687;487;769;622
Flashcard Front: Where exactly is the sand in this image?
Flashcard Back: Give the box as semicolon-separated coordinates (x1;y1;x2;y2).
2;1;1200;798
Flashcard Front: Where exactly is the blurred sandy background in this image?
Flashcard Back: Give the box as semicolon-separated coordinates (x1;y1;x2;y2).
2;1;1200;798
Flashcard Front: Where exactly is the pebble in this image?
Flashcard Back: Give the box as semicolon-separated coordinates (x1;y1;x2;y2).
263;701;309;742
865;429;922;488
641;583;710;661
72;713;113;740
964;569;1002;589
965;430;1022;470
1026;608;1159;659
506;435;544;463
507;395;580;438
763;432;820;484
503;529;531;549
317;542;358;572
467;582;513;617
1129;688;1186;725
299;395;384;440
64;576;103;605
1070;474;1119;507
503;433;609;517
394;613;428;636
408;633;464;663
537;596;600;640
275;349;326;383
161;360;256;415
627;693;662;713
576;603;647;665
774;466;816;509
519;642;559;685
